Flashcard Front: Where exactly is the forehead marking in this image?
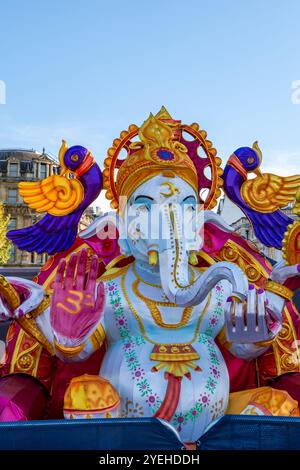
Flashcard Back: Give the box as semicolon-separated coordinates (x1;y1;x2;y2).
159;182;180;198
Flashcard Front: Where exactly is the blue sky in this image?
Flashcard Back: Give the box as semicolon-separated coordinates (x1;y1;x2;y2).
1;0;300;184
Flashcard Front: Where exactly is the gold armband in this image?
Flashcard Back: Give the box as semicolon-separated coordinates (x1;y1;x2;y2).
89;324;106;352
54;339;84;358
0;275;20;310
265;280;293;301
254;337;275;347
24;292;52;319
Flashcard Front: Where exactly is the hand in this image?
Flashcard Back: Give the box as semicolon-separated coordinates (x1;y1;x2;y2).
0;276;45;322
225;285;281;344
270;260;300;290
0;296;13;322
50;249;105;345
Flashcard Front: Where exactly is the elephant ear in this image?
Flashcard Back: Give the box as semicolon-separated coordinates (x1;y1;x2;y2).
79;211;131;263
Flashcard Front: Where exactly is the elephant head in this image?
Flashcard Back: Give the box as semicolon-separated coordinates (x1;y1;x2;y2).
118;173;248;307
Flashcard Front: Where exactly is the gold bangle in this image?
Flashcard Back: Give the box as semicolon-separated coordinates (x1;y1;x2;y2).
89;324;106;352
24;292;52;319
0;275;21;310
265;280;293;301
254;338;275;347
54;339;84;358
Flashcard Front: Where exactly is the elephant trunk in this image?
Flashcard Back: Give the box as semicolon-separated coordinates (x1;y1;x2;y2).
158;204;248;306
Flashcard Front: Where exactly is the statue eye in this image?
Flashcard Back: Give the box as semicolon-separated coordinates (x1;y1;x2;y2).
247;156;255;165
71;154;79;162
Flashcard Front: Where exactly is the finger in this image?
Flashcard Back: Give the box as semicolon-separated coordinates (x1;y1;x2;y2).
95;283;106;316
86;255;99;292
225;297;234;334
64;253;78;290
257;288;268;336
55;259;66;289
283;264;300;278
233;299;245;336
75;249;88;291
246;284;256;332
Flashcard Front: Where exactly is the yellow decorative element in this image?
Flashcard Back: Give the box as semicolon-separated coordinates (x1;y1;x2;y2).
293;189;300;216
282;220;300;266
265;280;293;301
151;350;199;363
54;339;84;358
58;139;68;175
17;316;55;355
64;374;120;413
228;387;300;417
103;106;223;210
10;329;44;376
279;307;300;371
89;323;106;352
0;203;12;264
252;141;263;165
19;174;84;216
159;182;180;197
241;173;300;214
133;278;194;328
150;340;201;377
189;251;199;266
148;250;158;266
116;113;198;203
0;275;21;310
0;275;54;354
152;360;200;378
122;266;212;345
217;240;269;283
254;338;275;347
24;292;51;319
283;189;300;265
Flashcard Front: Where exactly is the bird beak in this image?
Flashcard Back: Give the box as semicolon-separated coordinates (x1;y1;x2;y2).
227;154;248;179
254;168;262;177
75;151;95;178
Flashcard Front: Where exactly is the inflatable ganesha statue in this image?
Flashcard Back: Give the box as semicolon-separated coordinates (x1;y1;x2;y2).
2;107;300;444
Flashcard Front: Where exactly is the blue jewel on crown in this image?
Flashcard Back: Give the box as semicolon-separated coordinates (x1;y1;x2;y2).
156;148;174;161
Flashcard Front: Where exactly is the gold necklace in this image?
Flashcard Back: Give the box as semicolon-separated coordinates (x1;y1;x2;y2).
121;268;212;344
133;278;194;328
132;263;197;328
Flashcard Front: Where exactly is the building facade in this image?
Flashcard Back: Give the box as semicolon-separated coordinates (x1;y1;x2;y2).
0;148;95;267
217;196;297;262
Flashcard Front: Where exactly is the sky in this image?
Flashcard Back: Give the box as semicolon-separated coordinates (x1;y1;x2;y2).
1;0;300;209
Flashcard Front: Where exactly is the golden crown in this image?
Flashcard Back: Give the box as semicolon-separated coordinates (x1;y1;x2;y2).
103;107;223;211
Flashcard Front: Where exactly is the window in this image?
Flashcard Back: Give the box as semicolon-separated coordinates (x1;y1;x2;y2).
9;245;15;263
245;229;249;240
9;163;18;177
8;218;16;230
7;189;17;203
40;163;47;179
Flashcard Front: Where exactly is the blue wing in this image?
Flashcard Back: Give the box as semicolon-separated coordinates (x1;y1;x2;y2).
242;207;293;249
223;164;293;249
7;210;83;255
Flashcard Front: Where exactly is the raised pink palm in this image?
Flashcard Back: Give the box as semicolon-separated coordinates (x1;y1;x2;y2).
50;248;105;343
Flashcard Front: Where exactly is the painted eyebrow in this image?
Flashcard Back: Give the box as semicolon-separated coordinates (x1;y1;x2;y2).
134;195;154;202
182;196;196;202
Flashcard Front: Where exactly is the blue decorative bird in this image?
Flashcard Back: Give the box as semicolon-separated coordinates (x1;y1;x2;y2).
7;141;102;255
222;142;300;249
